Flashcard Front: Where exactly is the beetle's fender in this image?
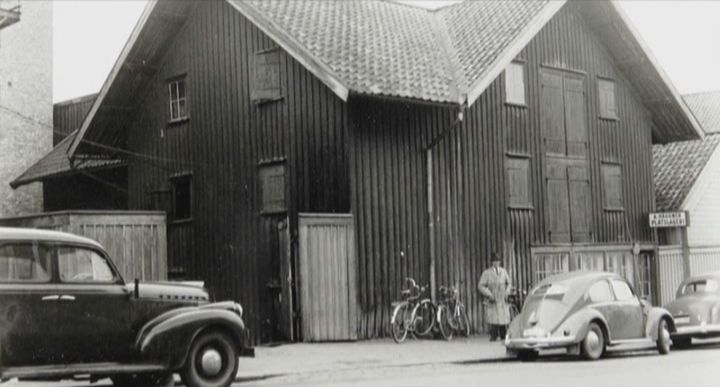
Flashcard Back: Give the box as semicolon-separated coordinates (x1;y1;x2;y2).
646;307;675;341
555;309;610;343
135;302;248;370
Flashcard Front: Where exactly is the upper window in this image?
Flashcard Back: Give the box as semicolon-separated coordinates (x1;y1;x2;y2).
168;77;188;122
170;174;192;221
610;279;635;301
505;61;526;106
0;243;51;282
506;156;531;209
680;279;719;296
259;163;287;214
598;78;618;120
58;246;116;283
588;280;614;303
601;163;624;211
252;48;282;102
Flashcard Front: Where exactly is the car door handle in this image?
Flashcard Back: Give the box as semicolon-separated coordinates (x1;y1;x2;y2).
41;295;60;301
59;295;76;301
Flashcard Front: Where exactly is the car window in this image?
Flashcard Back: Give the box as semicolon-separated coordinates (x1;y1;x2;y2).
58;246;116;283
530;283;569;301
0;243;51;282
681;279;719;296
610;279;635;301
588;280;614;303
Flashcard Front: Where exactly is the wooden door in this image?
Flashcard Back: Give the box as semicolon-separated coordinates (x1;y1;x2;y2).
541;68;592;243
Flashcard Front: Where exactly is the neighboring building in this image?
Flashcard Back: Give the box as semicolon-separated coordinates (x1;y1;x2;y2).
0;0;52;216
653;91;720;304
15;0;701;343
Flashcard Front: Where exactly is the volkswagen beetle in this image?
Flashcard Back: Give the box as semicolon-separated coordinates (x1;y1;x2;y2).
0;227;253;387
505;271;675;361
663;272;720;348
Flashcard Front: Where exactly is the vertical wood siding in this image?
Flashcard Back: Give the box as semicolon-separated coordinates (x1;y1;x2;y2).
124;0;348;344
53;95;96;144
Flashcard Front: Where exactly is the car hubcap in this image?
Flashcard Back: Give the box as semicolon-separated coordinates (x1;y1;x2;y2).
200;348;223;376
586;330;601;354
661;327;670;343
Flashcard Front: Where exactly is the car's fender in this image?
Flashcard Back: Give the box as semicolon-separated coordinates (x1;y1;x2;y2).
135;302;247;370
555;308;611;342
645;307;675;341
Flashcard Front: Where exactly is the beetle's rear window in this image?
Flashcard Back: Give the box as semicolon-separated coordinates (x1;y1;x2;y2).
681;280;719;296
0;243;51;282
530;283;569;300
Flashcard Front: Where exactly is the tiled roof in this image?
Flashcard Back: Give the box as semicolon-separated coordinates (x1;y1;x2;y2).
246;0;550;103
10;130;125;188
684;92;720;134
653;134;720;212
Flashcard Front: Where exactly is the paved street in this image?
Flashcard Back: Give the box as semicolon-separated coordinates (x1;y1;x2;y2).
6;339;720;387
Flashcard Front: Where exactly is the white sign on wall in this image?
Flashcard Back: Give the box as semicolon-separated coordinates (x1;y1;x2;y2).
649;212;688;228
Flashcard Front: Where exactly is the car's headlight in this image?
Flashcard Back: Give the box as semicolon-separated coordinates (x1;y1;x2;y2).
711;306;719;323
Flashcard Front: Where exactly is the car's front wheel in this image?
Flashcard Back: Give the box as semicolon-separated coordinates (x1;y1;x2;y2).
656;319;671;355
181;331;239;387
581;322;605;360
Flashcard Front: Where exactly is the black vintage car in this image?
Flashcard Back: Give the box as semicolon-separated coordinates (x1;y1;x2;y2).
0;227;253;387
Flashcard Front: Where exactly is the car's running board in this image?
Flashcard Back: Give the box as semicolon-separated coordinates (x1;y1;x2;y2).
0;362;167;380
607;338;655;348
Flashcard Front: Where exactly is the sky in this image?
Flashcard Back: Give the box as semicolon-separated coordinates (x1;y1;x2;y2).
53;0;720;102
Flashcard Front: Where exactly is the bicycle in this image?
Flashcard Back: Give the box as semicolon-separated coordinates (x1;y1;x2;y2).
436;285;470;340
390;278;436;343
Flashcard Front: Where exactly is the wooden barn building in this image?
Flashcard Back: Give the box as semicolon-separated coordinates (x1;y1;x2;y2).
13;0;702;343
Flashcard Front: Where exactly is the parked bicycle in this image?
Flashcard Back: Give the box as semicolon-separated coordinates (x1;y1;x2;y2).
436;285;470;340
507;286;527;321
390;278;436;343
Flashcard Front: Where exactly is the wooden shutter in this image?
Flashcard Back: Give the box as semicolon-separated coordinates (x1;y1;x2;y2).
506;157;530;208
568;164;592;242
541;71;566;155
260;163;287;214
598;78;618;120
545;158;571;243
602;163;623;210
252;48;282;101
505;62;526;105
564;77;588;158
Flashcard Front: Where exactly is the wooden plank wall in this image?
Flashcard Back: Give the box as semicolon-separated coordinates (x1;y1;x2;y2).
124;0;349;344
53;94;96;145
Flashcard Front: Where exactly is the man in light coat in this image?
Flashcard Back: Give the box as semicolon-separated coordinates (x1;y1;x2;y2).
478;253;512;341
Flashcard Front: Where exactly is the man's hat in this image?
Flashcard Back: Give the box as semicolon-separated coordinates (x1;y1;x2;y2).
491;252;501;262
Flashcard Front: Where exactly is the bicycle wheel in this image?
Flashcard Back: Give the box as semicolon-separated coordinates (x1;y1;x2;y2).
457;304;470;337
437;305;454;341
391;303;410;344
413;300;436;337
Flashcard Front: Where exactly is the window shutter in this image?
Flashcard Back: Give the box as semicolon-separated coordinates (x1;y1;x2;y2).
541;71;566;155
260;163;287;214
505;62;526;105
598;78;618;119
506;157;530;208
602;164;624;210
252;49;282;101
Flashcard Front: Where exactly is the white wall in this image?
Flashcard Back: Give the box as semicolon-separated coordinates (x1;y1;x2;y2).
685;137;720;246
0;0;53;216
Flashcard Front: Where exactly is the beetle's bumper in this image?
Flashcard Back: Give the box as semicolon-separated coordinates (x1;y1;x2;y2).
505;336;576;350
672;323;720;337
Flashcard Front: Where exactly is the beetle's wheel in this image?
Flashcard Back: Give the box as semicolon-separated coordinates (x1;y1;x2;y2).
656;319;671;355
181;331;239;387
581;322;605;361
